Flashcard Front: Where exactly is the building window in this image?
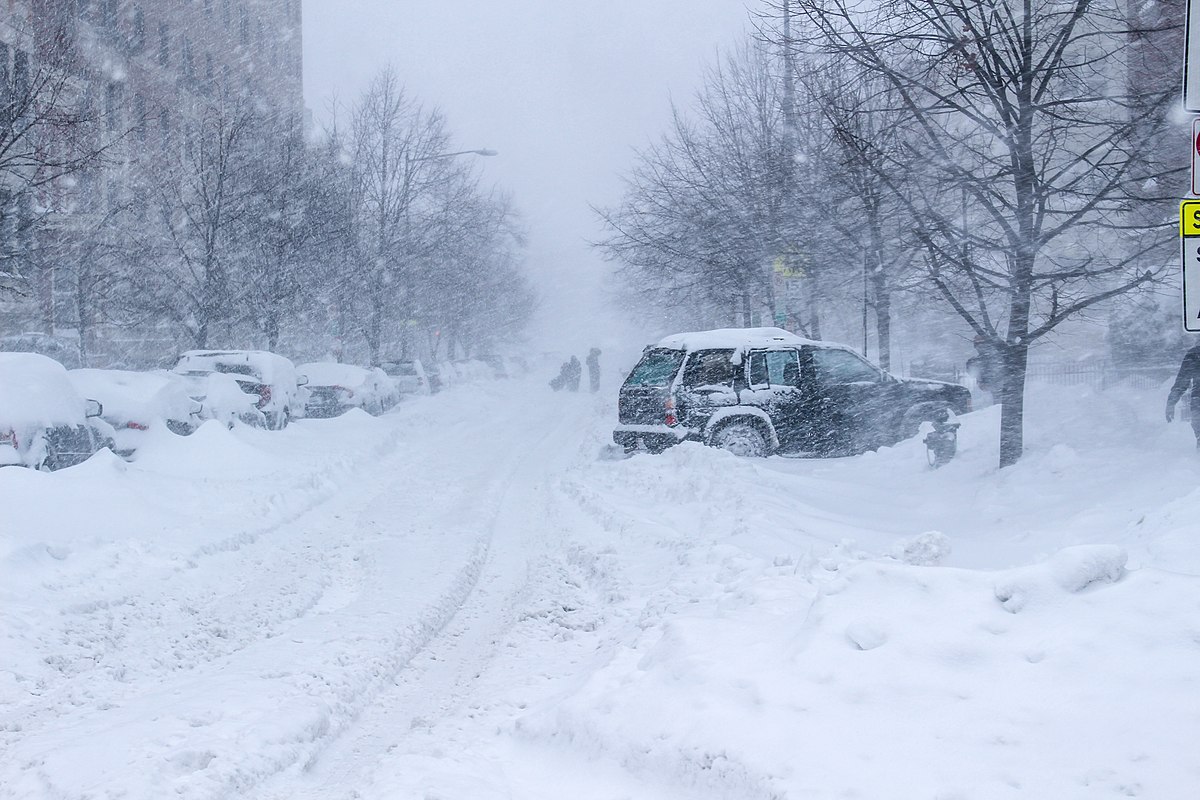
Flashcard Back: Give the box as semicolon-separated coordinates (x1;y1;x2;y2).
239;7;249;46
181;37;193;79
105;83;121;132
13;50;28;98
159;108;172;152
132;7;146;53
158;23;170;66
134;95;147;142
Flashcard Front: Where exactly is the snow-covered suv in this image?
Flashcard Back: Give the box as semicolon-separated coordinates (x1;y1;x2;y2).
613;328;971;457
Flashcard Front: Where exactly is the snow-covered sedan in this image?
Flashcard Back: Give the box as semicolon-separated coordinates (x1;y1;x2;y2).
67;369;203;457
379;358;430;395
0;352;115;470
172;350;306;429
297;362;399;417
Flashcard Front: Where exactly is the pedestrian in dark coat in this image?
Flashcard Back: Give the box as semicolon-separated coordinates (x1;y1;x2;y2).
566;355;582;392
1166;343;1200;448
549;360;569;391
586;347;601;393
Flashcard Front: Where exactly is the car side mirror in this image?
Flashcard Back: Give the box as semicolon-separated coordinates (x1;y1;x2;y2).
85;399;103;418
732;374;747;393
297;375;309;386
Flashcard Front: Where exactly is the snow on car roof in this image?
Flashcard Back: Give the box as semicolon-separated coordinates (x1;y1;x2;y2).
175;350;297;383
68;369;195;423
654;327;826;351
0;352;87;426
298;362;372;387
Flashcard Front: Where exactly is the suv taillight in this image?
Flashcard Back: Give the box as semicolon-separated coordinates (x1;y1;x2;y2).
664;396;678;427
256;385;272;408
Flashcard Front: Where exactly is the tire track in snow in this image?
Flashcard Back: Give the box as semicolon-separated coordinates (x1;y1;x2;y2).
243;393;604;800
0;384;596;800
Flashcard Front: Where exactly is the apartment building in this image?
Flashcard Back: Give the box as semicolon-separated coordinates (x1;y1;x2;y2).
0;0;303;352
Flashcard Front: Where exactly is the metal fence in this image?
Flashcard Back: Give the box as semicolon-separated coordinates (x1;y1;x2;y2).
1024;361;1176;391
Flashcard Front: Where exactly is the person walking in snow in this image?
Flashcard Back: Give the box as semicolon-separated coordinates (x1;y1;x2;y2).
1166;343;1200;448
565;355;582;392
586;347;601;393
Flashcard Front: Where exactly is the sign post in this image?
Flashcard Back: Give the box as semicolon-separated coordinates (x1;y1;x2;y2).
1180;201;1200;332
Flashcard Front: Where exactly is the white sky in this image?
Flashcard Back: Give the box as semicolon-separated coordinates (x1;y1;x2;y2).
302;1;751;354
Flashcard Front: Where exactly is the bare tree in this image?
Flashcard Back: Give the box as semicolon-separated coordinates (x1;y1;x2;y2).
597;44;828;332
776;0;1180;466
0;30;117;308
341;69;460;364
139;98;258;349
240;115;337;352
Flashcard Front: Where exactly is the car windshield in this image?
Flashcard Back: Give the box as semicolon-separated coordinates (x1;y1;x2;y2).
624;348;685;387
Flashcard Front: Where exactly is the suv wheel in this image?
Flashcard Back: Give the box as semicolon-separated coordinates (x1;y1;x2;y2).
711;421;770;458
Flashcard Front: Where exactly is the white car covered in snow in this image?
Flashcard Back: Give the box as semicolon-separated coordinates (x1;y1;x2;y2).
0;352;115;470
172;350;306;429
379;358;430;395
297;362;399;417
67;369;203;457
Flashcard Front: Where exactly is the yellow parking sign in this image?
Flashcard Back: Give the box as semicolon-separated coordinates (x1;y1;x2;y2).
1180;200;1200;332
1181;199;1200;236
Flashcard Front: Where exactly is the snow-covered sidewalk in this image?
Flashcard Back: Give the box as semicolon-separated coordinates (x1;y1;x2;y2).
3;379;1199;799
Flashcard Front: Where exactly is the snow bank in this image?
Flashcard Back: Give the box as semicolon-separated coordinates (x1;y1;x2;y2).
514;546;1199;798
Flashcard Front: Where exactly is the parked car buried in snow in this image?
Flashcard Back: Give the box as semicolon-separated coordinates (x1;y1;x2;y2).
613;328;971;458
297;362;399;418
172;350;306;429
67;368;203;457
379;358;430;395
0;352;115;469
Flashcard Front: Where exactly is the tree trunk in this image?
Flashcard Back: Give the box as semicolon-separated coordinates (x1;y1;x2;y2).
997;343;1029;469
867;212;890;370
873;276;891;371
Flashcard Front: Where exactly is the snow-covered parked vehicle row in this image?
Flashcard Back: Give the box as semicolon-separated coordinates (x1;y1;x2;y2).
614;327;972;457
0;353;115;470
298;362;399;418
67;369;203;458
172;350;307;430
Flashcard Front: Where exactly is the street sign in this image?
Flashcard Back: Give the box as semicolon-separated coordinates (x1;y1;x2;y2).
1180;200;1200;331
1193;119;1200;195
1188;0;1200;111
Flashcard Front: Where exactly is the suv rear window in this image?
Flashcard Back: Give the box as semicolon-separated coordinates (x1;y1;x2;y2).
625;348;685;387
682;349;738;387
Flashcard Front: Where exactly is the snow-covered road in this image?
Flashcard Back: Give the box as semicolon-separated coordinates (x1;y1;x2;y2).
3;376;1200;799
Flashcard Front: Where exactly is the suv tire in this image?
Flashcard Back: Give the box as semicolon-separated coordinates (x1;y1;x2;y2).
711;420;770;458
